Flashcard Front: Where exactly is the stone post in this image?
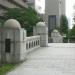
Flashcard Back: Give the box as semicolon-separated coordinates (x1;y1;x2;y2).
51;29;63;43
33;22;48;47
0;19;27;64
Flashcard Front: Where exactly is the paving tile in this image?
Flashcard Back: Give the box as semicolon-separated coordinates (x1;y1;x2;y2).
7;43;75;75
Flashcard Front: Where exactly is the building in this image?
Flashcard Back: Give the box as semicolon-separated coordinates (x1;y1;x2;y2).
26;0;45;22
45;0;65;36
26;0;45;14
26;0;35;8
0;0;28;18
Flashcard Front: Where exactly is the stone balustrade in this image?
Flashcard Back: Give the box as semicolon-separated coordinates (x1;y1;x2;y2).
0;19;48;64
26;36;40;50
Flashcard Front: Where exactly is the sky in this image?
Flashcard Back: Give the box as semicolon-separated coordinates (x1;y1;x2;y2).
66;0;75;28
35;0;45;13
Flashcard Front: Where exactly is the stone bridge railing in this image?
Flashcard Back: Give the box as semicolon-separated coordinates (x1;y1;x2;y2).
0;19;48;64
26;36;40;51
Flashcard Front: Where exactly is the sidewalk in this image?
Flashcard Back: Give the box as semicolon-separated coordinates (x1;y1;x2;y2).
7;43;75;75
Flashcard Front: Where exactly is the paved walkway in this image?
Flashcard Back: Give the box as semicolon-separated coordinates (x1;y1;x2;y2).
7;43;75;75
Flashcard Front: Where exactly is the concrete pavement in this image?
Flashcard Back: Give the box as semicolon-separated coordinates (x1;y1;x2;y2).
7;43;75;75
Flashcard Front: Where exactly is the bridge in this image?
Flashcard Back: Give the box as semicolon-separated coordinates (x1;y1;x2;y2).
7;43;75;75
0;19;75;75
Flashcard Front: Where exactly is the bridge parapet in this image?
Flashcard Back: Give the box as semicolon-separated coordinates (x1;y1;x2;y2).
0;19;48;64
33;22;48;47
26;36;40;51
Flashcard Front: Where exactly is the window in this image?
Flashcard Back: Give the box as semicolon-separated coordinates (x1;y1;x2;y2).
59;0;61;4
48;15;56;30
23;0;27;2
48;15;56;36
7;0;10;2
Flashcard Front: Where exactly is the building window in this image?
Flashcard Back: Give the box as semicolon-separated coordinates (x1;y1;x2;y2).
48;15;56;36
60;1;61;4
59;0;61;4
7;0;10;2
22;0;27;2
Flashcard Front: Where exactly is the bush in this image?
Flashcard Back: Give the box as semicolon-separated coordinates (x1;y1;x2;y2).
0;64;15;75
60;15;68;35
63;37;68;43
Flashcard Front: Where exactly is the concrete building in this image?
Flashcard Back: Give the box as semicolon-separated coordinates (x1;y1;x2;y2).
26;0;35;8
0;0;28;18
45;0;65;36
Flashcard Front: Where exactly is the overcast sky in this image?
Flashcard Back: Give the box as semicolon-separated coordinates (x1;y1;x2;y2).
66;0;75;28
66;0;75;17
35;0;45;13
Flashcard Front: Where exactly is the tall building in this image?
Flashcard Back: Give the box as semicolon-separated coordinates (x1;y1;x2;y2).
45;0;65;36
26;0;35;8
0;0;28;19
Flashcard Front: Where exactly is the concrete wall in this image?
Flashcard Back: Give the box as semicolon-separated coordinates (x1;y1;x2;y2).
20;29;26;61
60;0;65;15
27;0;35;3
27;0;35;8
0;0;18;8
13;0;28;8
45;0;60;27
45;0;65;29
0;0;28;19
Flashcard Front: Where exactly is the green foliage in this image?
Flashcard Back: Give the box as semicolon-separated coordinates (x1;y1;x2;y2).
73;16;75;22
0;18;6;27
68;25;75;42
60;15;68;34
0;64;14;75
69;25;75;38
2;7;40;36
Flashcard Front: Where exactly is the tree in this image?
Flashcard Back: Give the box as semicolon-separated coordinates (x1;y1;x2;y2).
60;15;68;35
68;25;75;42
69;24;75;38
2;7;40;36
73;4;75;23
